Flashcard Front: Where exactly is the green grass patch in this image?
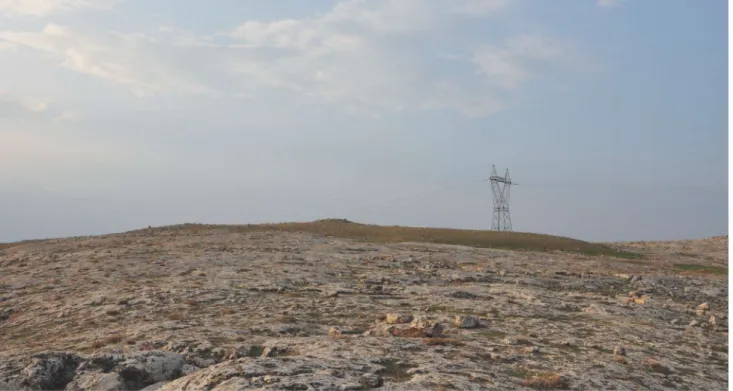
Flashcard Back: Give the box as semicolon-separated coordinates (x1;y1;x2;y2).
246;345;265;357
673;264;727;275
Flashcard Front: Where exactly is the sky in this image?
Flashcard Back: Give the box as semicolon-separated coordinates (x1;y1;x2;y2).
0;0;728;243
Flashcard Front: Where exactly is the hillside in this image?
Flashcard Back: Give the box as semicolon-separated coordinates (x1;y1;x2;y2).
124;219;642;258
0;222;727;390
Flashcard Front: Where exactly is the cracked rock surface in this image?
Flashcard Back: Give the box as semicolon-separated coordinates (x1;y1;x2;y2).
0;226;728;390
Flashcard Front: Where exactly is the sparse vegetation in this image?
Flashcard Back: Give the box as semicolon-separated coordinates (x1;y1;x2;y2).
673;264;727;275
520;373;569;389
246;345;265;357
643;357;672;375
421;337;465;346
377;359;415;383
167;312;184;321
154;219;643;258
91;334;124;349
0;221;726;390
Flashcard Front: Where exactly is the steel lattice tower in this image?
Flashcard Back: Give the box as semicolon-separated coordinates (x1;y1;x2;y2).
490;165;515;231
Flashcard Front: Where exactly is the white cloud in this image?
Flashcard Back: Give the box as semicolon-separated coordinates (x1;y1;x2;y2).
0;91;47;116
0;25;217;97
0;0;119;17
0;0;588;118
473;34;570;90
55;110;82;122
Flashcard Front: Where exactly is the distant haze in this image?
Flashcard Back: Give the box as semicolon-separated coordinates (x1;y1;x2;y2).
0;0;727;243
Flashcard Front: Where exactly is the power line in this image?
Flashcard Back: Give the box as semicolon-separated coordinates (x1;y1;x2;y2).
307;172;724;222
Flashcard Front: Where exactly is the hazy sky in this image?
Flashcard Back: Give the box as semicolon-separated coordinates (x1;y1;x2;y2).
0;0;727;243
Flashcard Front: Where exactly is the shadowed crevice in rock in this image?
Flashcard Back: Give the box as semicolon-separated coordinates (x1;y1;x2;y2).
21;353;83;391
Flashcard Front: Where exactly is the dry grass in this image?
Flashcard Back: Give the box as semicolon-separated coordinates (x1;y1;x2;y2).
421;337;465;346
141;220;641;258
673;264;727;275
0;240;43;251
392;327;428;338
520;373;569;389
643;358;671;375
167;312;184;321
91;334;124;349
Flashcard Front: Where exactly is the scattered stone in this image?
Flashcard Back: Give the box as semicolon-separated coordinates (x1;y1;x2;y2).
385;312;413;324
503;337;518;346
448;291;479;299
524;346;540;354
390;317;444;338
698;302;710;311
689;320;700;327
0;307;13;321
0;225;727;391
453;315;480;329
66;372;126;391
116;351;184;389
584;341;599;349
613;346;626;356
359;373;383;388
21;352;82;390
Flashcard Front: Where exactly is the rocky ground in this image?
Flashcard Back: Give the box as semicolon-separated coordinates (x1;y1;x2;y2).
0;225;728;390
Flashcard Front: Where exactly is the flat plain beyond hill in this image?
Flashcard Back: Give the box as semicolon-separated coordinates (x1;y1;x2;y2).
0;220;728;390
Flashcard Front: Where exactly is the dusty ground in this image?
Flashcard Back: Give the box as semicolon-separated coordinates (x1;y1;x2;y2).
0;224;728;390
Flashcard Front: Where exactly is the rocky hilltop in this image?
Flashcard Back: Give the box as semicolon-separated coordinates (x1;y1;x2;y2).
0;222;728;390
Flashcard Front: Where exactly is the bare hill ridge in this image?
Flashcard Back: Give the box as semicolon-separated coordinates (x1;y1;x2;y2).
0;222;728;390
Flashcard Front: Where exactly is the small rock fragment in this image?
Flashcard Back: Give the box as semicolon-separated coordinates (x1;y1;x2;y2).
698;302;710;311
613;346;626;356
210;377;250;391
407;317;443;337
524;346;540;354
140;381;169;391
385;313;413;324
503;336;518;346
359;373;383;388
583;341;599;349
449;291;479;299
453;315;479;329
